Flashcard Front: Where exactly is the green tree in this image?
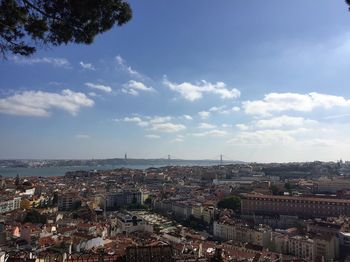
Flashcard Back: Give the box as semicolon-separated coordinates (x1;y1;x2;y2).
144;196;152;206
270;184;279;195
284;182;292;194
23;209;47;224
0;0;132;57
217;195;241;211
284;182;292;191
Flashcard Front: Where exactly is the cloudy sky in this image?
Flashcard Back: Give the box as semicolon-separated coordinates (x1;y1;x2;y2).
1;0;350;162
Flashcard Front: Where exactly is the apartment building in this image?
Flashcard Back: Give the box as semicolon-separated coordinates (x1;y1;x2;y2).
202;206;215;224
191;203;203;220
57;193;80;211
288;236;314;261
114;212;153;234
0;197;21;214
313;235;339;262
241;194;350;218
171;202;192;220
213;221;272;247
106;190;142;210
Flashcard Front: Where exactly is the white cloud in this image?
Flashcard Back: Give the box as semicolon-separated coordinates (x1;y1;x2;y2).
122;80;154;96
11;56;71;68
228;128;312;146
255;115;317;129
122;117;149;127
193;129;228;137
323;114;350;120
76;134;90;139
163;77;240;101
183;115;193;120
198;123;217;129
304;138;336;147
116;55;143;78
198;111;210;119
209;106;226;112
79;61;95;70
243;92;350;116
236;124;249;131
120;115;184;132
148;116;172;123
88;92;97;97
85;82;112;93
123;88;138;96
228;129;296;145
0;89;94;117
172;136;184;143
151;123;186;133
207;105;240;114
48;81;64;86
145;134;161;139
138;121;150;127
123;117;143;123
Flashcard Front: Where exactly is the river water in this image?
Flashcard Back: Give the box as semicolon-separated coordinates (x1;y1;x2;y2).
0;164;162;177
0;161;222;177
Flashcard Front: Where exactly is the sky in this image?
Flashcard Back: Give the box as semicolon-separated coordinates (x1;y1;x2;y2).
1;0;350;162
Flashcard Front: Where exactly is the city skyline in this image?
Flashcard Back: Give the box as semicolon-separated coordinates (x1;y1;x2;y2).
1;0;350;162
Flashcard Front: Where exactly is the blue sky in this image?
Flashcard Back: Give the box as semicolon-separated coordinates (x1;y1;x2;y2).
1;0;350;162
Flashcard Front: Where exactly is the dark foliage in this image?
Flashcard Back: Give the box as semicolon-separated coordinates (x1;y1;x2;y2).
23;209;47;224
209;248;224;262
0;0;132;57
217;195;241;211
144;196;152;206
72;206;96;221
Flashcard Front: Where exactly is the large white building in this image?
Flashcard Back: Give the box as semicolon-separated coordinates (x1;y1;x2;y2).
112;212;153;235
0;197;21;214
270;232;339;262
288;235;314;261
213;221;272;247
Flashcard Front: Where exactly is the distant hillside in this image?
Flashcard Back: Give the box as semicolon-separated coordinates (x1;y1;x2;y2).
0;158;244;168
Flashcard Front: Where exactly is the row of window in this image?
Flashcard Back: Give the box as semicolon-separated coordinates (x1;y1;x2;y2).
246;198;350;206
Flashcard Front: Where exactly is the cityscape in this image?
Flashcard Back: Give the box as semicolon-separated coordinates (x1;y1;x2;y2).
1;161;350;261
2;1;350;261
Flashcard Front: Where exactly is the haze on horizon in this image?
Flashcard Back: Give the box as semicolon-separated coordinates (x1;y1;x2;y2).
1;0;350;162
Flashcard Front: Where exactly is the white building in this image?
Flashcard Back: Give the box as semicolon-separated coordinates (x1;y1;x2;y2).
339;232;350;248
288;235;314;261
213;221;272;247
0;197;21;214
75;237;104;252
114;212;153;234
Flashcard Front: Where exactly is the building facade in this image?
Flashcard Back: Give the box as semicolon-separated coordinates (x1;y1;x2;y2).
106;190;142;210
241;194;350;218
57;193;79;211
213;221;272;247
0;197;21;214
